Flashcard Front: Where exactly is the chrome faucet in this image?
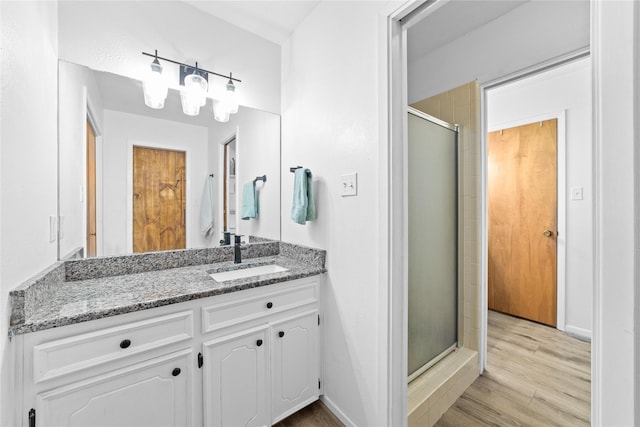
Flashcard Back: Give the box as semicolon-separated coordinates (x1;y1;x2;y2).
234;235;247;263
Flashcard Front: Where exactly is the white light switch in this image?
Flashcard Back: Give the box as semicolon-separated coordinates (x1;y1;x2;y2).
340;173;357;197
571;187;583;200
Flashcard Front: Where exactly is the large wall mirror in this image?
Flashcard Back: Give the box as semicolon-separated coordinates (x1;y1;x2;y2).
58;60;281;259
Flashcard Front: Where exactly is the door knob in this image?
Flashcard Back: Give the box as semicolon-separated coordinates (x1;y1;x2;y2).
543;230;554;238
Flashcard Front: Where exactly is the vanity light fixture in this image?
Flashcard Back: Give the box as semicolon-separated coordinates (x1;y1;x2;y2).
141;50;241;121
222;75;239;114
142;50;168;109
180;66;208;116
213;100;231;122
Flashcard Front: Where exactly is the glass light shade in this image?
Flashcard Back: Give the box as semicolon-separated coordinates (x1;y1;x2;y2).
180;73;208;116
213;101;230;122
222;81;239;114
142;60;168;109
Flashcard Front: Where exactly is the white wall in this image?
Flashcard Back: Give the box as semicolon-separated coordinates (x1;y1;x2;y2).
101;110;210;255
593;1;637;425
281;2;389;425
236;109;281;240
58;60;105;258
487;57;593;338
0;1;58;425
58;1;281;114
409;0;590;103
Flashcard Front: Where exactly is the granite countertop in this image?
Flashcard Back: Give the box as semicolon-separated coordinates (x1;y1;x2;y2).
9;242;326;336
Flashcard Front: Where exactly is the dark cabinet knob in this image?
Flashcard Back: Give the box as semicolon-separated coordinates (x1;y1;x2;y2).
172;368;181;377
278;331;285;338
256;339;263;347
119;339;131;349
266;302;273;309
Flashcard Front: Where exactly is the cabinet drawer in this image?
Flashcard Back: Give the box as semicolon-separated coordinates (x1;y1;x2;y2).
33;310;193;383
202;277;319;334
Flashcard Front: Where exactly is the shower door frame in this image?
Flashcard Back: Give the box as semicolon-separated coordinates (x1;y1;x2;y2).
407;107;462;383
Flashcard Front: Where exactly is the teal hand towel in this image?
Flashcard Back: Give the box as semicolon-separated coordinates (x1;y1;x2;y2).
291;168;316;224
241;182;258;220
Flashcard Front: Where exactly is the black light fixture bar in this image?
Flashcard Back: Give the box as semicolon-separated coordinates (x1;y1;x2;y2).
142;50;242;83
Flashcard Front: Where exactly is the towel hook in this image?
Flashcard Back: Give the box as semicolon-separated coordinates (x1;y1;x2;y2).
253;175;267;184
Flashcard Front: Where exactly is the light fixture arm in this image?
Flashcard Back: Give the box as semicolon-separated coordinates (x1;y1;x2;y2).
142;51;241;83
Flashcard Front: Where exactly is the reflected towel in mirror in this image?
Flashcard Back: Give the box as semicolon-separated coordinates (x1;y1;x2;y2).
199;175;215;237
241;181;258;220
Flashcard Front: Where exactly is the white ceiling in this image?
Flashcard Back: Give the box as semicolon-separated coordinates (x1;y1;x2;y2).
408;0;528;62
183;1;321;45
181;1;528;57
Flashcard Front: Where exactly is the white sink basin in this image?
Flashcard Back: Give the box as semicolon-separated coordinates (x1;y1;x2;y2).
209;264;289;282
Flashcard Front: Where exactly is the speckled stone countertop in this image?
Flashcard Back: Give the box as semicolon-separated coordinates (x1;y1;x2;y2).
9;242;325;336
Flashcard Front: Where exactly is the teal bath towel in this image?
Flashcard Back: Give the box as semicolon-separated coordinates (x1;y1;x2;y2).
291;168;316;224
241;182;258;220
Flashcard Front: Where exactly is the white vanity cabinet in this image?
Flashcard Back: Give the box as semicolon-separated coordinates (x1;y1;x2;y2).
270;309;319;423
21;310;195;427
36;349;193;427
201;276;321;426
203;325;270;427
15;274;322;427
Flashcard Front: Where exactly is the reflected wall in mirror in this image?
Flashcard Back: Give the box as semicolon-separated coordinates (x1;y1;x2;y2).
58;60;281;259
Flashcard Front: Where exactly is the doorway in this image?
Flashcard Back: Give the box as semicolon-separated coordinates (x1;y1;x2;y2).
86;118;97;257
132;146;186;253
487;119;558;326
223;138;237;234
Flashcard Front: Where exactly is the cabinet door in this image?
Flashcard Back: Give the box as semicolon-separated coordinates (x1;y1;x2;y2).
36;349;192;427
271;310;319;423
203;325;269;427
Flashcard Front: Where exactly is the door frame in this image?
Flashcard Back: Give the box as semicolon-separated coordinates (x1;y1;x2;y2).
485;110;567;332
382;1;606;425
217;131;238;237
479;50;588;372
126;140;190;254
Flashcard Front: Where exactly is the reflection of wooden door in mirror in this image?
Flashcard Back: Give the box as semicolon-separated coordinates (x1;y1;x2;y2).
86;119;97;257
223;143;228;232
133;146;186;253
488;119;557;326
223;138;236;233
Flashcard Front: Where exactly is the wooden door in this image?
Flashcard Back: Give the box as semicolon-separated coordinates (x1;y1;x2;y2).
36;351;192;427
488;119;557;326
203;326;269;427
86;120;97;257
133;147;186;253
271;310;319;424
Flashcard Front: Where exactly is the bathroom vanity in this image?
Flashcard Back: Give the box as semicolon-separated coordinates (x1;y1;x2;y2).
8;242;325;427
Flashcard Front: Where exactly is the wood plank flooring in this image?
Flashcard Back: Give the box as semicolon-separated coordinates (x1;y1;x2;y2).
274;311;589;426
436;310;591;426
274;400;344;427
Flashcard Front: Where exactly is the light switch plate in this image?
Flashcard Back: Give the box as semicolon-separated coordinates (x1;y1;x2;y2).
340;173;357;197
571;187;583;200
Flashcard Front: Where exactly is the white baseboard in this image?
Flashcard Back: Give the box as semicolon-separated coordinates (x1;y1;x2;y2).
565;325;592;341
320;395;357;427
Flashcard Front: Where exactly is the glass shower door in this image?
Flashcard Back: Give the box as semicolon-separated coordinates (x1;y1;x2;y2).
407;108;459;381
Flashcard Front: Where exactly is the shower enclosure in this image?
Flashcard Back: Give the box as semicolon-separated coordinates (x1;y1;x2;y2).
407;107;460;382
